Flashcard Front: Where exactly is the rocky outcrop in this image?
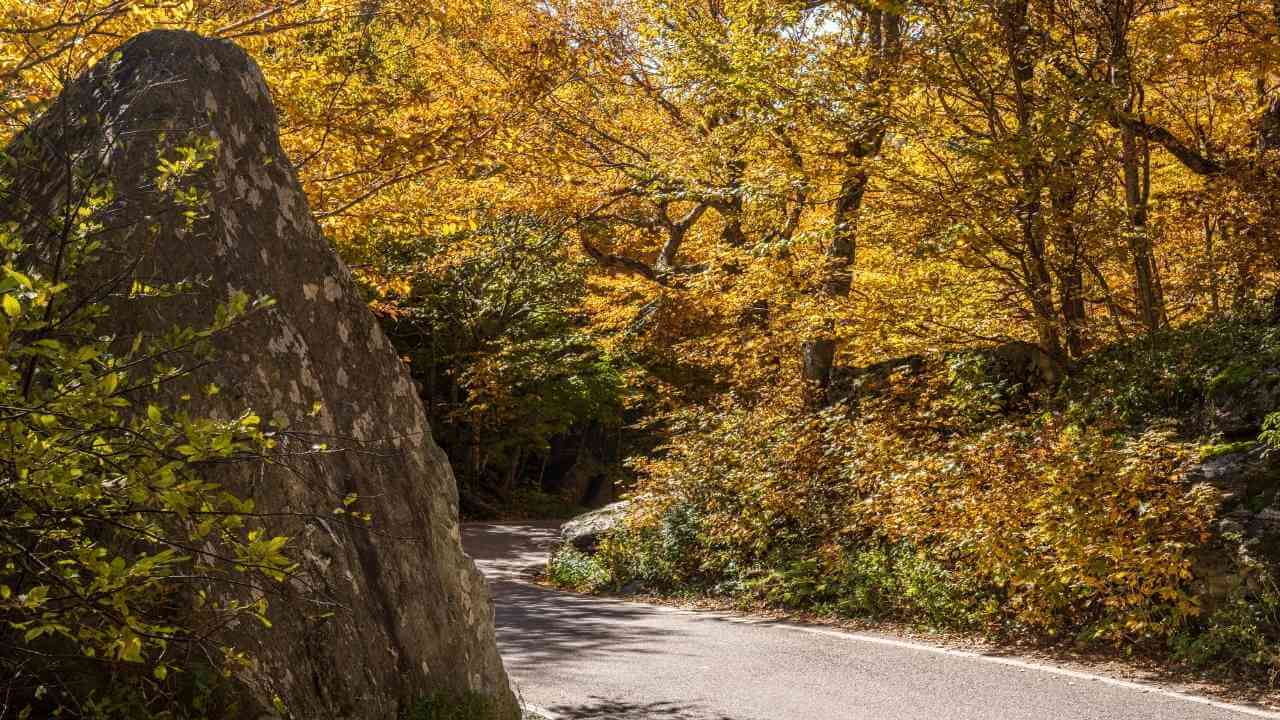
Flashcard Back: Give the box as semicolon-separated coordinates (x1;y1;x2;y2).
561;501;630;553
1186;445;1280;601
1203;364;1280;437
1;31;515;719
1185;365;1280;600
1187;445;1279;510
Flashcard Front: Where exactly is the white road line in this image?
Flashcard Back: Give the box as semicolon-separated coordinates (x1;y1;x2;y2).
522;703;564;720
772;622;1280;719
505;578;1280;719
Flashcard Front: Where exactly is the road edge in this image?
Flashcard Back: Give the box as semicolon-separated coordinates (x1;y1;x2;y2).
519;577;1280;719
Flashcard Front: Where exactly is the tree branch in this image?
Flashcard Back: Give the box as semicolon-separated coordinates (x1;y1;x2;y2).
1112;113;1226;176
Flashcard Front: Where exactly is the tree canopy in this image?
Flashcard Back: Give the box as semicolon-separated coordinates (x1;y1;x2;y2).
8;0;1280;711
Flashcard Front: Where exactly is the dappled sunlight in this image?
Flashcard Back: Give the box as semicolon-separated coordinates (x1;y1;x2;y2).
466;522;563;583
465;523;1268;720
495;582;697;668
542;697;739;720
465;523;696;668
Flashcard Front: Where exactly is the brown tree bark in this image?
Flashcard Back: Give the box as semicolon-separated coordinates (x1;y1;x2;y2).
801;7;900;399
1105;0;1166;332
1002;0;1066;382
802;164;868;390
1049;154;1087;358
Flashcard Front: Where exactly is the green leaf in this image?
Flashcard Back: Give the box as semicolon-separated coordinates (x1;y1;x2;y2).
119;635;143;662
2;293;20;318
4;267;32;288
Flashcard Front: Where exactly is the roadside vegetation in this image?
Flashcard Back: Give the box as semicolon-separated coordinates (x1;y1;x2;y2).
0;151;292;716
404;691;507;720
7;0;1280;715
364;217;629;518
551;311;1280;682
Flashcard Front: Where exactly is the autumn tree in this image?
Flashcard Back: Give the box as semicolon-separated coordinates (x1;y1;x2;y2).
798;1;903;395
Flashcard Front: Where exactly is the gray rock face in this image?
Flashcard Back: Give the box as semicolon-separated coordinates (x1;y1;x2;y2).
1185;445;1279;510
557;448;614;507
561;501;631;553
1203;365;1280;437
1;31;516;719
1185;446;1280;603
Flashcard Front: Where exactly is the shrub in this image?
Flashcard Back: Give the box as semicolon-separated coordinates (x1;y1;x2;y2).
871;423;1217;641
614;373;1219;645
1063;311;1280;428
1173;590;1280;677
0;147;289;717
1171;550;1280;679
941;351;1017;427
745;544;986;630
547;546;612;592
499;486;588;520
1259;411;1280;451
366;216;626;507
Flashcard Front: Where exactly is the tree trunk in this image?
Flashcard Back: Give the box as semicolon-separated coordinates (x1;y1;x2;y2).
721;159;748;247
1055;254;1086;358
1003;0;1065;382
1023;206;1066;382
802;166;867;393
801;7;900;400
1202;214;1221;316
1120;125;1164;331
1106;0;1165;332
1050;155;1087;358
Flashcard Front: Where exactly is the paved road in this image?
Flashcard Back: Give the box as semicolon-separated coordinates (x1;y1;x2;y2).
463;522;1279;720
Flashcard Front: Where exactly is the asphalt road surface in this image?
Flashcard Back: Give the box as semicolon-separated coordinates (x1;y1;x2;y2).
462;521;1280;720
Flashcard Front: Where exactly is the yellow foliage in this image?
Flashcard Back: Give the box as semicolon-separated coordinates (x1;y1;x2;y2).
7;0;1280;672
619;375;1218;642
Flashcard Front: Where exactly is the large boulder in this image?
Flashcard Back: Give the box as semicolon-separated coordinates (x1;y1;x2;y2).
561;501;631;553
1;31;516;719
1185;444;1280;510
553;446;616;508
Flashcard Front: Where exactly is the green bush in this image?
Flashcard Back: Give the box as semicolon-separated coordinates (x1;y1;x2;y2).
942;351;1016;427
368;216;626;507
0;144;289;717
547;546;613;592
1172;574;1280;676
742;544;986;630
1063;311;1280;428
1173;594;1280;673
1259;411;1280;451
498;486;587;521
591;500;709;590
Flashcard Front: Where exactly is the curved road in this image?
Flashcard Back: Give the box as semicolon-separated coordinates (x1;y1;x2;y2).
463;522;1279;720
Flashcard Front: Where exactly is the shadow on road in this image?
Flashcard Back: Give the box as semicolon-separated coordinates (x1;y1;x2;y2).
540;697;738;720
464;522;562;583
493;580;690;667
465;522;691;668
466;522;1270;720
